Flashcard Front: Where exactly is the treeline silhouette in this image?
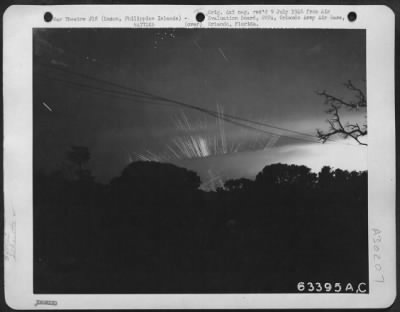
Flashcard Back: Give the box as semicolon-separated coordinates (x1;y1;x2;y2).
34;147;368;293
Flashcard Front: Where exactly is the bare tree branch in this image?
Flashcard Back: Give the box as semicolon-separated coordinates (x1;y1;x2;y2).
343;80;366;108
316;81;367;146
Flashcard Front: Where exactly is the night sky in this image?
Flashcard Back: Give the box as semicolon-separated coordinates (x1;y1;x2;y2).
33;28;366;187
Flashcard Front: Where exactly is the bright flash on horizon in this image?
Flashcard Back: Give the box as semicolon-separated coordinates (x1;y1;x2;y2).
200;169;225;191
131;105;281;164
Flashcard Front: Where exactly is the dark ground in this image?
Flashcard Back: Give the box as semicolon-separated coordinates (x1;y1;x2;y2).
33;158;368;294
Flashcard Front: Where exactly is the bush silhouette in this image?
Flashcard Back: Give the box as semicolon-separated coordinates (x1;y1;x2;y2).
34;157;368;294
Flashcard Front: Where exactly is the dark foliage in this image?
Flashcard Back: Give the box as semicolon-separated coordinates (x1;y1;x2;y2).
34;153;368;294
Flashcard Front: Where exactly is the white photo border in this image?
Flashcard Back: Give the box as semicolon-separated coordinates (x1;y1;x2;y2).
3;4;396;309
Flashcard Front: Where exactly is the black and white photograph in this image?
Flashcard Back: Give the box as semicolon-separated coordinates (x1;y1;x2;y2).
3;4;396;309
33;27;369;294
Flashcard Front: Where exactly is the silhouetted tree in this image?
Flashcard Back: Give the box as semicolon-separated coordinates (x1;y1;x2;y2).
256;163;316;187
316;81;367;145
110;161;201;199
318;165;333;189
224;178;252;192
34;160;368;294
66;146;91;180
